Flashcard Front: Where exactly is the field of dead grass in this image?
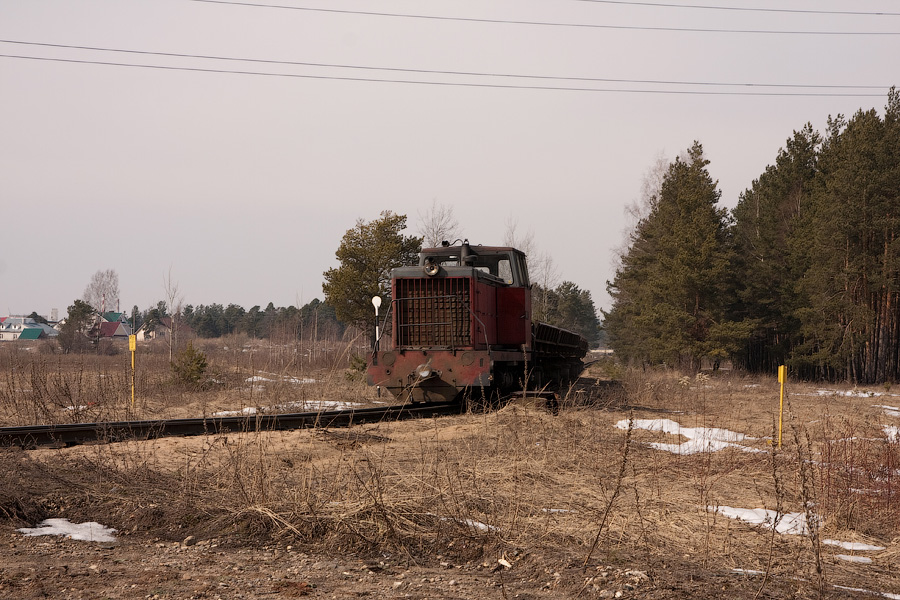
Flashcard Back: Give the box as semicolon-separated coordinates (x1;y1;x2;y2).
0;337;380;426
1;346;899;598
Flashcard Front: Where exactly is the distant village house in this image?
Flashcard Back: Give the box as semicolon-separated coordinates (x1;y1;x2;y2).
91;312;133;339
135;316;188;341
0;316;59;341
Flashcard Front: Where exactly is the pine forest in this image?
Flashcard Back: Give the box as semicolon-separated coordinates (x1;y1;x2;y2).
604;89;900;384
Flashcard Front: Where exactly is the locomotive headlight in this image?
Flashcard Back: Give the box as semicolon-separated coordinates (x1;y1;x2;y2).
423;258;440;277
416;363;433;378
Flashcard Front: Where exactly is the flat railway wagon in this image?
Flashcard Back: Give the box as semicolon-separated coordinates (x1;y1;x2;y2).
367;241;588;403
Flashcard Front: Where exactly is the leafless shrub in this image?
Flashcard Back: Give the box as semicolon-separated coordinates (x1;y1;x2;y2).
817;417;900;536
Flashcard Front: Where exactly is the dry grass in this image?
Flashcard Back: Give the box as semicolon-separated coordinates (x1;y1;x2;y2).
2;355;900;597
0;337;378;426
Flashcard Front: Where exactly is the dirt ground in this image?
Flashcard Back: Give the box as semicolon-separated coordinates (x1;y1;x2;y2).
1;526;806;600
2;367;900;599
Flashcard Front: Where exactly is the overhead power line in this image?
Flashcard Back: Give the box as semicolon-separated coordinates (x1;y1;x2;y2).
0;40;888;90
0;52;888;97
187;0;900;35
568;0;900;17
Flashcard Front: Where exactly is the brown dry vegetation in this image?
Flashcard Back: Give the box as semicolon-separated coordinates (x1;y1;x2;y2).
0;337;379;426
1;345;899;599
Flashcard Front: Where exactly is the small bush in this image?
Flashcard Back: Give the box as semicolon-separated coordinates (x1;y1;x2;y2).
594;355;625;380
37;340;59;355
345;353;367;382
171;342;208;387
97;339;119;356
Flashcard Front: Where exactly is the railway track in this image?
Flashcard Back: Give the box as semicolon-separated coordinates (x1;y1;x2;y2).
0;401;462;449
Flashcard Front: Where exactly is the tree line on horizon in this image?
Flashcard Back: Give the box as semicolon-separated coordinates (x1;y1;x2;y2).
54;209;601;352
604;89;900;384
174;299;344;341
52;296;346;353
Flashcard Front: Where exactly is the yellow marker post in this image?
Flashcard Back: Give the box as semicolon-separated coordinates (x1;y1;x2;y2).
129;335;137;408
777;365;787;448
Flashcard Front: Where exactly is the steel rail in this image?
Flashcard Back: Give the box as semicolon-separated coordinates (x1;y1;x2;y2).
0;401;462;449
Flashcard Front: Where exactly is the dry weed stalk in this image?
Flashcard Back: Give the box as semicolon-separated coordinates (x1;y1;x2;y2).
582;414;633;570
755;418;787;599
818;414;900;536
793;423;826;596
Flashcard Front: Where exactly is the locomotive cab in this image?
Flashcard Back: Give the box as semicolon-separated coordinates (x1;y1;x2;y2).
367;240;586;404
418;241;530;288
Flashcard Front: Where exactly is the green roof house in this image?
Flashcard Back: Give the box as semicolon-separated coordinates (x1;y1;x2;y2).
17;328;44;340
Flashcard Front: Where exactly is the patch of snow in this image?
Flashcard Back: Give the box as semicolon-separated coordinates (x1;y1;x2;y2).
211;399;362;417
427;513;496;532
276;400;361;412
305;400;359;411
731;568;764;575
883;425;900;442
711;506;812;535
836;554;873;564
617;418;760;455
834;587;871;595
18;518;116;542
460;518;495;532
834;587;900;599
249;373;316;385
834;586;900;599
874;404;900;418
212;407;259;417
815;389;899;398
823;540;885;552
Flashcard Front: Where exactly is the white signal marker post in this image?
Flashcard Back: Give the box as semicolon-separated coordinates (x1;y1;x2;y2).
371;296;382;350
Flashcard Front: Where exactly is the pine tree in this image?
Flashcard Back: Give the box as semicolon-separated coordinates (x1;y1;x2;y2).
58;299;96;353
322;211;422;333
539;281;602;347
793;89;900;383
605;142;739;369
731;125;821;372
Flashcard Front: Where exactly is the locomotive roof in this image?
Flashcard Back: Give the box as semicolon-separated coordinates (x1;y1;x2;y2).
421;245;524;255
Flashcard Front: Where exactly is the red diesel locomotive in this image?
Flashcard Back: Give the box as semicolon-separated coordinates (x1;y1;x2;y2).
367;241;588;403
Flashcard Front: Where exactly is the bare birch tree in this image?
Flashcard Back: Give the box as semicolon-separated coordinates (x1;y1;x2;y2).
417;200;461;248
503;218;559;288
503;218;559;321
164;268;184;362
83;269;120;313
613;152;670;271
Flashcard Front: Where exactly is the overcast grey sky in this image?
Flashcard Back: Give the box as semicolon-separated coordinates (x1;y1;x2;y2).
2;0;897;318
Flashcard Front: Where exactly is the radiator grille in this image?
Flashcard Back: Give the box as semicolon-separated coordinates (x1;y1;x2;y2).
395;278;470;348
